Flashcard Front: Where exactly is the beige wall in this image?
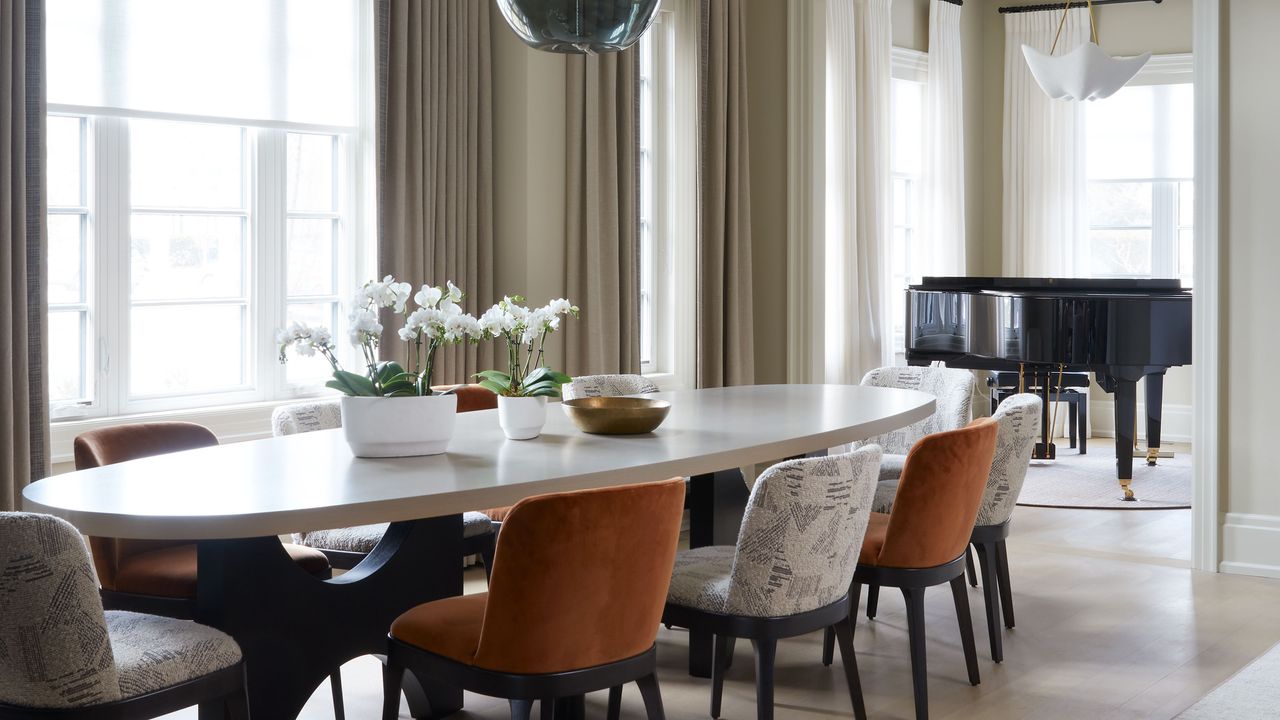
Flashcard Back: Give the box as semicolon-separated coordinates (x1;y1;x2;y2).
1224;0;1280;517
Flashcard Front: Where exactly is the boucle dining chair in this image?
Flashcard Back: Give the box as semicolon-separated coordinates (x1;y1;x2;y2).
562;373;659;400
663;447;882;720
381;478;685;720
0;512;248;719
869;393;1041;663
857;366;975;481
270;384;499;573
830;419;998;720
73;421;344;718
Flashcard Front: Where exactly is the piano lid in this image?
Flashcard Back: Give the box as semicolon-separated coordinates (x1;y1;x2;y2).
914;276;1190;295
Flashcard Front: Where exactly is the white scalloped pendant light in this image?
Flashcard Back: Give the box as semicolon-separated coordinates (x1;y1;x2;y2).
1023;42;1151;101
1024;0;1152;102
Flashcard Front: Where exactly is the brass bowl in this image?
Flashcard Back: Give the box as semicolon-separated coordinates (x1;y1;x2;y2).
562;397;671;435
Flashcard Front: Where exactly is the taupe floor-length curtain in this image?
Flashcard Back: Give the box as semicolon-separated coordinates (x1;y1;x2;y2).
698;0;754;388
377;0;496;384
2;0;49;510
564;52;641;377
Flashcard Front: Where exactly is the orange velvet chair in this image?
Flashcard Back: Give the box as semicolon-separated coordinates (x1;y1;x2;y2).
382;478;686;720
828;418;998;720
73;421;344;717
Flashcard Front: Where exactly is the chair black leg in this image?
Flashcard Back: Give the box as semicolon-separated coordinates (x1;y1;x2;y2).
330;669;346;720
866;584;880;620
223;688;249;720
1079;401;1088;454
822;626;836;667
751;638;777;720
509;698;533;720
479;531;497;583
833;618;868;720
712;634;733;718
996;539;1016;628
607;686;622;720
902;587;929;720
1069;400;1078;448
540;696;556;720
381;658;403;720
950;575;981;686
965;545;978;587
636;672;667;720
973;542;1004;663
198;699;227;720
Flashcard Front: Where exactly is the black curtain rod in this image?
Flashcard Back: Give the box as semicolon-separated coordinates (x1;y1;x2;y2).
941;0;963;6
999;0;1161;14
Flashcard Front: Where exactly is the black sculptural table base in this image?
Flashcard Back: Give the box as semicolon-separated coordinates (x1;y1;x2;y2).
195;515;464;720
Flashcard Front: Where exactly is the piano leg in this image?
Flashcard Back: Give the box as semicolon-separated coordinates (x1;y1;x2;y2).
1145;372;1165;466
1114;379;1137;501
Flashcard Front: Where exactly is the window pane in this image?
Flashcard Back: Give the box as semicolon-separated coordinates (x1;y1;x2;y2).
890;79;924;176
1179;227;1194;286
285;301;337;384
131;120;244;208
132;214;245;300
48;214;84;304
1088;182;1153;227
1090;229;1152;277
49;310;85;402
131;304;245;396
48;115;83;207
1179;181;1194;227
286;219;336;296
287;133;336;213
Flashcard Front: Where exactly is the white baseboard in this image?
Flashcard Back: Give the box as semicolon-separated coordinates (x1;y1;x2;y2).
1087;401;1193;445
1221;513;1280;579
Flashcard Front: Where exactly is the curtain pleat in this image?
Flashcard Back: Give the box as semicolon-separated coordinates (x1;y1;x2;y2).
1002;8;1088;277
377;0;495;385
563;51;641;377
1;0;49;510
921;0;966;277
697;0;754;389
823;0;893;386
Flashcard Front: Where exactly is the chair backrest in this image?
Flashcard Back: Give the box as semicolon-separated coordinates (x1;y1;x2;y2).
0;513;121;709
73;422;218;590
859;366;975;455
271;385;497;437
562;374;659;400
722;445;882;617
976;393;1042;527
474;478;685;674
874;418;998;569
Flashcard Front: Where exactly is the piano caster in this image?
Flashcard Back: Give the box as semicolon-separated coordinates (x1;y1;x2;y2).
1120;480;1136;502
1144;447;1173;466
1033;442;1057;461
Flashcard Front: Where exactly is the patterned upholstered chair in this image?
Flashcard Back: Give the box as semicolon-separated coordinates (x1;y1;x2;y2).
0;512;247;719
664;447;882;720
271;385;499;573
857;366;975;481
382;479;686;720
869;393;1041;663
829;419;998;720
562;373;659;400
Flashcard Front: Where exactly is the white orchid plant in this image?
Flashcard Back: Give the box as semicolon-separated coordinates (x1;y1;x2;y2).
474;296;578;398
277;275;483;397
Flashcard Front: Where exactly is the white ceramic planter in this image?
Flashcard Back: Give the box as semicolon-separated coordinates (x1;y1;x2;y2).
339;394;458;457
498;396;548;440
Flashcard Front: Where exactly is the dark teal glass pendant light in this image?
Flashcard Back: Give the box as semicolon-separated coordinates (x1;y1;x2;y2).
494;0;662;54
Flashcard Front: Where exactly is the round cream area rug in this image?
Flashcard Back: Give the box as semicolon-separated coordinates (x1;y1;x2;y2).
1017;449;1192;510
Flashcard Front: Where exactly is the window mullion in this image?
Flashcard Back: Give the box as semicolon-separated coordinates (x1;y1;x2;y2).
1152;181;1176;278
95;116;130;418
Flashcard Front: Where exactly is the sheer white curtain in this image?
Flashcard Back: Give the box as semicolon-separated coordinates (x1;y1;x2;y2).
823;0;893;385
920;0;966;277
1002;8;1088;277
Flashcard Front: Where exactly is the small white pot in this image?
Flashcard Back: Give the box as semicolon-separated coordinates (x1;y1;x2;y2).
339;394;458;457
498;395;548;440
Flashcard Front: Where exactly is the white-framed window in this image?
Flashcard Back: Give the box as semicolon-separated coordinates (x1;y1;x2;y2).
1085;54;1194;285
45;0;373;422
638;0;698;388
889;48;928;350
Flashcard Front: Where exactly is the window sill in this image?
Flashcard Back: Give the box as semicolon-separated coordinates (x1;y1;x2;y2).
48;394;334;469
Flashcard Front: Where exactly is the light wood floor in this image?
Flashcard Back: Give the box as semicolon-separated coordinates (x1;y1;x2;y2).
168;503;1280;720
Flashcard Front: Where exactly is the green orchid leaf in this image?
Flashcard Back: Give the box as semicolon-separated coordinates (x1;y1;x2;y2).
328;370;378;396
476;379;509;396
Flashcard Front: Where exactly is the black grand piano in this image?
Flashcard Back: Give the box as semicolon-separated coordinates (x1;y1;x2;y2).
905;277;1192;501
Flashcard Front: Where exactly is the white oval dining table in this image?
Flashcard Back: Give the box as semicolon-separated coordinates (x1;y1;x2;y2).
24;384;934;719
